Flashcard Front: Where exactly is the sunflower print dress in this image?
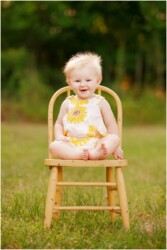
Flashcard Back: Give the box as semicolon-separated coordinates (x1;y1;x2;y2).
63;95;108;150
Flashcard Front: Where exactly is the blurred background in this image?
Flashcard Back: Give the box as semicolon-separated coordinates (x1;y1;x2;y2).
2;1;166;125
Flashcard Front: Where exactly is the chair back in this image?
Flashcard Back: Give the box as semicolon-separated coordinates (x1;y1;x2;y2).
48;85;122;158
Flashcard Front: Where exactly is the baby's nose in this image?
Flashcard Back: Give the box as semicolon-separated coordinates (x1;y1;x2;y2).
80;81;86;86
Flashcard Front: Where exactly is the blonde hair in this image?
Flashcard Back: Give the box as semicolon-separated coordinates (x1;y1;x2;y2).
63;52;102;80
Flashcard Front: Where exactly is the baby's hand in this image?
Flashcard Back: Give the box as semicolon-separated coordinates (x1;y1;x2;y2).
112;147;124;160
56;135;70;142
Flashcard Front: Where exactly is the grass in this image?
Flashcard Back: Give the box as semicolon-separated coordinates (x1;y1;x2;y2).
1;123;166;249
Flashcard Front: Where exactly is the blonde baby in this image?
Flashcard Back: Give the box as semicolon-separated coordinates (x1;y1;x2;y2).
49;52;123;160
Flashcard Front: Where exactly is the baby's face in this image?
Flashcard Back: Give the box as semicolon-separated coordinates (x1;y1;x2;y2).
67;65;101;99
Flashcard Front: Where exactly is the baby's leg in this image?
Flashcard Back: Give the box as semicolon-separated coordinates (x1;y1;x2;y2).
49;140;88;160
88;134;120;160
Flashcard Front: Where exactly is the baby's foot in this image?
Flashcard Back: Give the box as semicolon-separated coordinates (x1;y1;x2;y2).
101;143;108;158
89;143;108;160
82;149;89;160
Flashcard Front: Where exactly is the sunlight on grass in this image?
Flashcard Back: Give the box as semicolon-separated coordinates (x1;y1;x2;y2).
1;123;166;249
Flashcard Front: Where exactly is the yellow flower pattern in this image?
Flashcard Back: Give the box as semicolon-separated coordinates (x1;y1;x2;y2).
66;106;87;124
69;96;88;106
87;125;103;138
69;137;90;147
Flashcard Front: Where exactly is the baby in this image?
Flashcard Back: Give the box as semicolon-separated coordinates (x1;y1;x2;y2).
50;52;123;160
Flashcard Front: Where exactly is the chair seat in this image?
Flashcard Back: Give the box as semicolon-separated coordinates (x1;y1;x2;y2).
44;159;127;167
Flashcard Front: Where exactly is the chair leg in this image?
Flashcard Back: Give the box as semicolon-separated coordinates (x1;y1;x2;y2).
44;167;58;228
116;167;130;229
53;166;62;220
106;167;116;220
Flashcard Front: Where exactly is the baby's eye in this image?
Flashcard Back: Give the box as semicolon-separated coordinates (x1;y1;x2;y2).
75;80;80;83
86;79;91;82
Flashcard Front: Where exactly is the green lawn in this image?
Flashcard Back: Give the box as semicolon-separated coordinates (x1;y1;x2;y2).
1;123;166;249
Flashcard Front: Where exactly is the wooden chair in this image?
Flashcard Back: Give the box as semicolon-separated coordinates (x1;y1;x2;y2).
44;85;130;229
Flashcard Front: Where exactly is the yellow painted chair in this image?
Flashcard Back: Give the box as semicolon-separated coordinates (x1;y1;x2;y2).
44;85;130;229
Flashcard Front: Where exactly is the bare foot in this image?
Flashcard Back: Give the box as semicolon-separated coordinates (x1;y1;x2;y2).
88;143;108;160
82;149;89;160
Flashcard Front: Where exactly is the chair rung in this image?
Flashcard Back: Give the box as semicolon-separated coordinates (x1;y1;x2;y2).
53;206;121;213
57;182;117;189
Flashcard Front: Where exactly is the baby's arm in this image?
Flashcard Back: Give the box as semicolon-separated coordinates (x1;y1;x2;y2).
54;100;69;142
100;98;118;135
100;99;123;159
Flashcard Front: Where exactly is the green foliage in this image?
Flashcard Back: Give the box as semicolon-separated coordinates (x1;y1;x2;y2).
2;48;53;122
1;124;166;249
1;1;166;123
2;48;30;95
122;89;166;125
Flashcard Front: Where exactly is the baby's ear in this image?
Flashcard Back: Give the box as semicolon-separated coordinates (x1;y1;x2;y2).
97;77;102;85
66;78;70;85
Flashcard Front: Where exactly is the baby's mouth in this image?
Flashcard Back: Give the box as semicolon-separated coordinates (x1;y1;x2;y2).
80;88;88;92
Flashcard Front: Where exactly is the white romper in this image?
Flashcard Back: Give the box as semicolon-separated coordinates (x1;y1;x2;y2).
63;94;108;149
